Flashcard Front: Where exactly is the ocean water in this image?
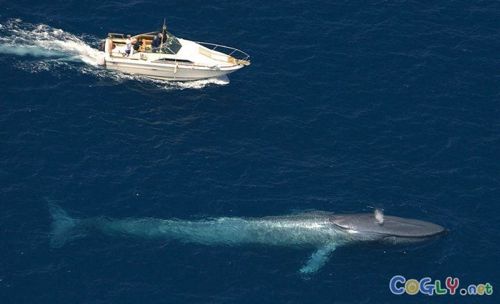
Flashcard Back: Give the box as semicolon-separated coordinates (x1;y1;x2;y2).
1;1;499;303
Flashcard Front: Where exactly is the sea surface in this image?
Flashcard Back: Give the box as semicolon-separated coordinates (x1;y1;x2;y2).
1;1;499;303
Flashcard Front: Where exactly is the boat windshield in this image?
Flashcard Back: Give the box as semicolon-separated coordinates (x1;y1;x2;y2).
159;32;182;54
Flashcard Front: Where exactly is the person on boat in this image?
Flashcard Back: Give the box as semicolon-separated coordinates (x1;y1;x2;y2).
125;34;133;56
133;38;143;52
151;33;162;52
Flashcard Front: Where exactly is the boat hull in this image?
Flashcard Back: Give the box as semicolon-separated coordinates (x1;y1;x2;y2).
104;58;243;81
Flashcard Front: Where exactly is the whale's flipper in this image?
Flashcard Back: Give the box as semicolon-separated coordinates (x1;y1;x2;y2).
299;244;336;275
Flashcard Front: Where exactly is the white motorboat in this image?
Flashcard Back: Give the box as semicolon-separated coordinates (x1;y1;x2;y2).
98;21;250;81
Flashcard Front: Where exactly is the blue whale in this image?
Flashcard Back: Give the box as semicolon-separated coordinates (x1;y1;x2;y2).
50;206;445;274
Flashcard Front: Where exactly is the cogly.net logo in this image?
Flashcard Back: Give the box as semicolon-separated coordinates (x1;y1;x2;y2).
389;275;493;296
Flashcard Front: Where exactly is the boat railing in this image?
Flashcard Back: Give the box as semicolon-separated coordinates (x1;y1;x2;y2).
196;41;250;62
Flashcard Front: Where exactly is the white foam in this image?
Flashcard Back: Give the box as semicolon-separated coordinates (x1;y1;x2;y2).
0;19;228;89
0;44;67;57
0;19;103;64
160;75;230;91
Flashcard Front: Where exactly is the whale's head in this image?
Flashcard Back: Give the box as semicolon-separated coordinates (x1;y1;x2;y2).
330;210;446;244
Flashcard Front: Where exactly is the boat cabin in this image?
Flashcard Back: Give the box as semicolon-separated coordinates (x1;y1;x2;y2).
105;31;182;56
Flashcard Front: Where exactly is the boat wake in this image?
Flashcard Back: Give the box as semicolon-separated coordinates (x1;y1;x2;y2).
0;19;228;89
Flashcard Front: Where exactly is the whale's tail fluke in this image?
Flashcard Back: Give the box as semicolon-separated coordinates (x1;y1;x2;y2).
49;204;83;248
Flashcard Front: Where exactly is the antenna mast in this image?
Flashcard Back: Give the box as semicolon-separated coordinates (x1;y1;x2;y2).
159;18;167;49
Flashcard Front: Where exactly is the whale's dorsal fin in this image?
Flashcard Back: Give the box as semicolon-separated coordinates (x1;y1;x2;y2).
299;244;337;275
374;209;384;225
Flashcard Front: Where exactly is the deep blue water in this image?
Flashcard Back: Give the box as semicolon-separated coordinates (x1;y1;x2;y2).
1;1;499;303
